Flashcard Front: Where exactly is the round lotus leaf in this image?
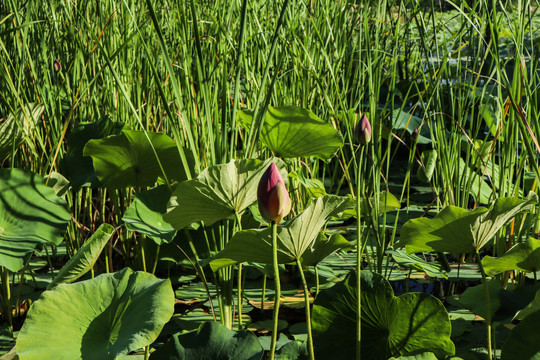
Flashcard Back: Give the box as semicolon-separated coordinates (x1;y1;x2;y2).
0;168;70;272
17;268;175;360
237;106;343;161
312;271;454;360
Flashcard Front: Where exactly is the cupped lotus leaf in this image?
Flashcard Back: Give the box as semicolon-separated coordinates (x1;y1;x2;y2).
388;352;438;360
0;103;43;161
209;195;353;270
482;238;540;276
238;106;343;161
386;249;447;279
417;150;437;182
47;223;115;290
17;268;175;360
164;158;286;230
61;116;126;190
501;309;540;360
312;271;454;360
84;130;192;189
123;186;176;244
150;321;263;360
0;168;70;272
397;193;538;255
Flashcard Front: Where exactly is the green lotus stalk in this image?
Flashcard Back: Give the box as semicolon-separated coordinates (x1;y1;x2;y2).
355;114;370;360
270;222;281;360
475;251;493;360
258;163;291;359
296;258;315;360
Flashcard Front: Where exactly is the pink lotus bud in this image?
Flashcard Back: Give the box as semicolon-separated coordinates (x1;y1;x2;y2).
257;163;291;224
357;113;371;145
53;59;62;72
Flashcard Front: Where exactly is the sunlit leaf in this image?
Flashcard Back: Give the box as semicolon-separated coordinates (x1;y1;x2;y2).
209;195;353;270
84;130;192;189
47;224;115;290
238;106;343;161
417;150;437;182
17;268;174;360
0;103;43;161
397;193;538;254
482;238;540;276
164;158;285;230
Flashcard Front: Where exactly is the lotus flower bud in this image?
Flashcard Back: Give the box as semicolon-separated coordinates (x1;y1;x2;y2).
357;113;371;146
257;163;291;224
53;59;62;72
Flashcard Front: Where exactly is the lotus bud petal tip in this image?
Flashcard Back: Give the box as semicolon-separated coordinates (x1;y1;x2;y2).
53;59;62;72
357;113;371;146
257;163;291;224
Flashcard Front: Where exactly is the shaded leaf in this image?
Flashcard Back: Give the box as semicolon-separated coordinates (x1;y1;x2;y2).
123;186;176;244
0;168;70;272
417;150;437;182
311;271;454;360
150;321;263;360
501;309;540;360
61;116;126;190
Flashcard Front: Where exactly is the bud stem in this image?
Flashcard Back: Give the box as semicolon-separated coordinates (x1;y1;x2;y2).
269;221;281;360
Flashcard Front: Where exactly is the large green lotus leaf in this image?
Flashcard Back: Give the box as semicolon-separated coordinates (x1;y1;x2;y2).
0;168;71;272
47;224;115;290
209;195;353;270
123;186;176;244
482;238;540;276
61;116;126;190
501;309;540;360
311;271;454;360
238;106;344;161
391;109;431;144
17;268;175;360
397;193;538;255
84;130;191;189
0;103;43;161
388;353;438;360
164;158;285;230
150;321;263;360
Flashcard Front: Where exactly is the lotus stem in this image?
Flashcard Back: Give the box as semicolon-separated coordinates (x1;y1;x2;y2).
296;258;315;360
1;267;12;331
269;221;281;360
475;250;493;360
356;146;365;360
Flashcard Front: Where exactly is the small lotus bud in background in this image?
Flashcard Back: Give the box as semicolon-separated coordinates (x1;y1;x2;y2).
53;59;62;72
356;113;371;145
257;163;291;224
412;128;418;142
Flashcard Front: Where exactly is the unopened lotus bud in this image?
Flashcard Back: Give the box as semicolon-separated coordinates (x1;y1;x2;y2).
53;59;62;72
357;113;371;145
412;128;418;142
257;163;291;224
